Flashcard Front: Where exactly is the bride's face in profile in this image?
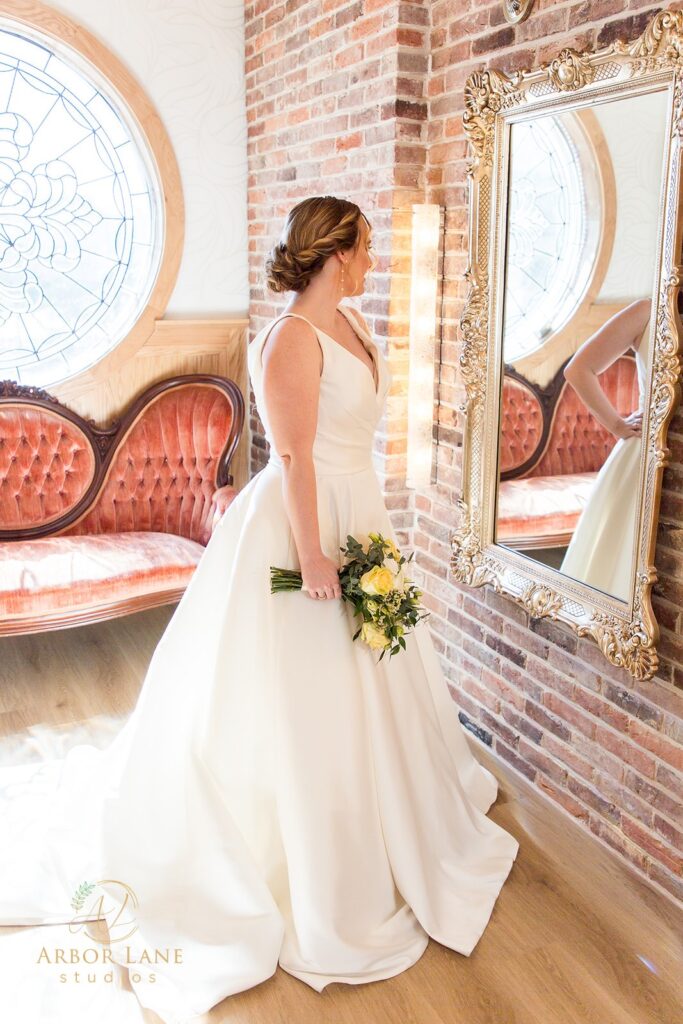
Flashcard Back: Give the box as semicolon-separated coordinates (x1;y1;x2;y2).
341;218;376;296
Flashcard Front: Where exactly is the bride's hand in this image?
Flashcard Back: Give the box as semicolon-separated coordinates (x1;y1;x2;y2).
612;411;643;440
300;553;342;600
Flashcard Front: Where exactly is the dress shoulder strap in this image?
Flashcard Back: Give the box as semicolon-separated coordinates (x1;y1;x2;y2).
337;303;368;339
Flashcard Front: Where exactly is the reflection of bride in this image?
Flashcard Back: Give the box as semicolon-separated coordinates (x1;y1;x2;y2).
560;298;651;601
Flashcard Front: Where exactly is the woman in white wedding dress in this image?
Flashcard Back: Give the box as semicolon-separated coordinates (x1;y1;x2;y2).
0;196;519;1022
560;297;651;602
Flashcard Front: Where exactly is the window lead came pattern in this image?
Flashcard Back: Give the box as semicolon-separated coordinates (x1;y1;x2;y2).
0;23;164;386
502;114;600;363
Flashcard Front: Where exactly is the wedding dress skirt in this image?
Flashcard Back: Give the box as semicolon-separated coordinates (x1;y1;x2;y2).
560;322;650;602
558;433;641;600
0;304;519;1022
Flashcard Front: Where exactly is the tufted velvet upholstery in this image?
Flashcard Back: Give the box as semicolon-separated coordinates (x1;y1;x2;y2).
499;356;639;547
530;357;639;478
61;387;236;543
499;377;544;474
500;356;638;481
497;472;598;547
0;532;207;621
0;375;243;634
0;407;96;530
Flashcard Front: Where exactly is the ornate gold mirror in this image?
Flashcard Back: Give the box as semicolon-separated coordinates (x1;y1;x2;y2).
453;10;683;680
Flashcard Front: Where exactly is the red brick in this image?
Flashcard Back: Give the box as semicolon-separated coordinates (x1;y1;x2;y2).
518;738;568;786
653;814;683;854
567;775;622;825
628;720;683;773
588;818;649;873
542;732;595;782
496;740;537;783
594;724;657;779
625;769;683;826
621;816;683;875
537;777;590;822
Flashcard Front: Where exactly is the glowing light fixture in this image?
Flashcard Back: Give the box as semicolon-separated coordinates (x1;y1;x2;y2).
407;204;442;489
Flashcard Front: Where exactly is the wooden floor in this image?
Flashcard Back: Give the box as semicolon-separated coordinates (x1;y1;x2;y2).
1;605;681;1024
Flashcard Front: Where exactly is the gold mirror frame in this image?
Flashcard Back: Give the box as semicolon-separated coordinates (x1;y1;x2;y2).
452;10;683;681
503;0;535;25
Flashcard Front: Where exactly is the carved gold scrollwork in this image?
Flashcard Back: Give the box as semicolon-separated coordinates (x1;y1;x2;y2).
546;48;596;91
458;282;489;411
450;524;493;589
624;10;683;71
649;273;683;459
463;71;524;169
578;615;659;681
519;584;562;620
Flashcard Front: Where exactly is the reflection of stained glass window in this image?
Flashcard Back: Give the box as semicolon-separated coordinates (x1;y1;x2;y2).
0;24;163;387
503;114;599;363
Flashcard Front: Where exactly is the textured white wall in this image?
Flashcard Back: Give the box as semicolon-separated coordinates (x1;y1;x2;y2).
594;90;669;304
53;0;248;315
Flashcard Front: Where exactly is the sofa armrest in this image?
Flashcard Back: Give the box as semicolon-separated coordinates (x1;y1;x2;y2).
199;484;238;545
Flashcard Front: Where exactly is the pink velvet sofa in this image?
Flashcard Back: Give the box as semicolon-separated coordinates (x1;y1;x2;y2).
497;355;639;549
0;375;243;635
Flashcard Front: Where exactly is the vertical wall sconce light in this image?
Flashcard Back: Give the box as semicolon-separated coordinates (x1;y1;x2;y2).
407;203;442;490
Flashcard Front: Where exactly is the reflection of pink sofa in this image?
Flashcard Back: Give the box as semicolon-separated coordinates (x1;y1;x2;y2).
497;356;639;548
0;375;244;635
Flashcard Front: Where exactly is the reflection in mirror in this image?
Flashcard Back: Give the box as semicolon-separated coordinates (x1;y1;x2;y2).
495;90;669;603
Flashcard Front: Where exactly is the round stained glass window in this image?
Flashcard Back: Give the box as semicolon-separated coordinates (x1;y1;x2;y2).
0;23;164;387
502;113;601;364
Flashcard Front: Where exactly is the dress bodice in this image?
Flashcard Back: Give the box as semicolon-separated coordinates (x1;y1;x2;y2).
634;319;650;407
247;303;391;476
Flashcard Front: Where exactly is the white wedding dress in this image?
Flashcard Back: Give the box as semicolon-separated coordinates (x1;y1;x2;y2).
560;321;650;602
0;302;519;1023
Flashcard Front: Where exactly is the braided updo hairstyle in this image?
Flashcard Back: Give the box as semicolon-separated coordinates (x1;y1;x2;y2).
265;196;369;293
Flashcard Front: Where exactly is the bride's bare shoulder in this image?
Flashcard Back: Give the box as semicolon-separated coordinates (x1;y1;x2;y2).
261;315;324;371
625;297;651;349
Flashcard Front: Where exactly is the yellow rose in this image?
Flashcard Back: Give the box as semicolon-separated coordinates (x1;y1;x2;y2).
383;538;401;562
359;565;395;596
360;621;390;650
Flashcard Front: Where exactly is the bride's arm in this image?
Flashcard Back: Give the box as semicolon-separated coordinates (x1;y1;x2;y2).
563;298;651;440
261;318;341;600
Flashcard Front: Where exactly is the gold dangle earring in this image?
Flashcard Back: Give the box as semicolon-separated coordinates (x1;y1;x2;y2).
339;260;345;297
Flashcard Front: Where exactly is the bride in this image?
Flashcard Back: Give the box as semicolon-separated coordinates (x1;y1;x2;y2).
0;195;519;1021
560;297;651;601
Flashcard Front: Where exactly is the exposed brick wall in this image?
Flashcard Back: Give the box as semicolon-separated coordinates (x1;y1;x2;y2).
245;0;683;905
245;0;430;506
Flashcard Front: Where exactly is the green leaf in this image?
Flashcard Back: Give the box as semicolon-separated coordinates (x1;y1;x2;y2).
70;880;96;913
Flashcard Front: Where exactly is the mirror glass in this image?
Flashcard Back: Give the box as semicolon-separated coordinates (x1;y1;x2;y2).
494;90;669;603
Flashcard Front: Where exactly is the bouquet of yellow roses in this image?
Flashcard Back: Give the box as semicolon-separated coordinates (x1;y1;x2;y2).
270;531;430;661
